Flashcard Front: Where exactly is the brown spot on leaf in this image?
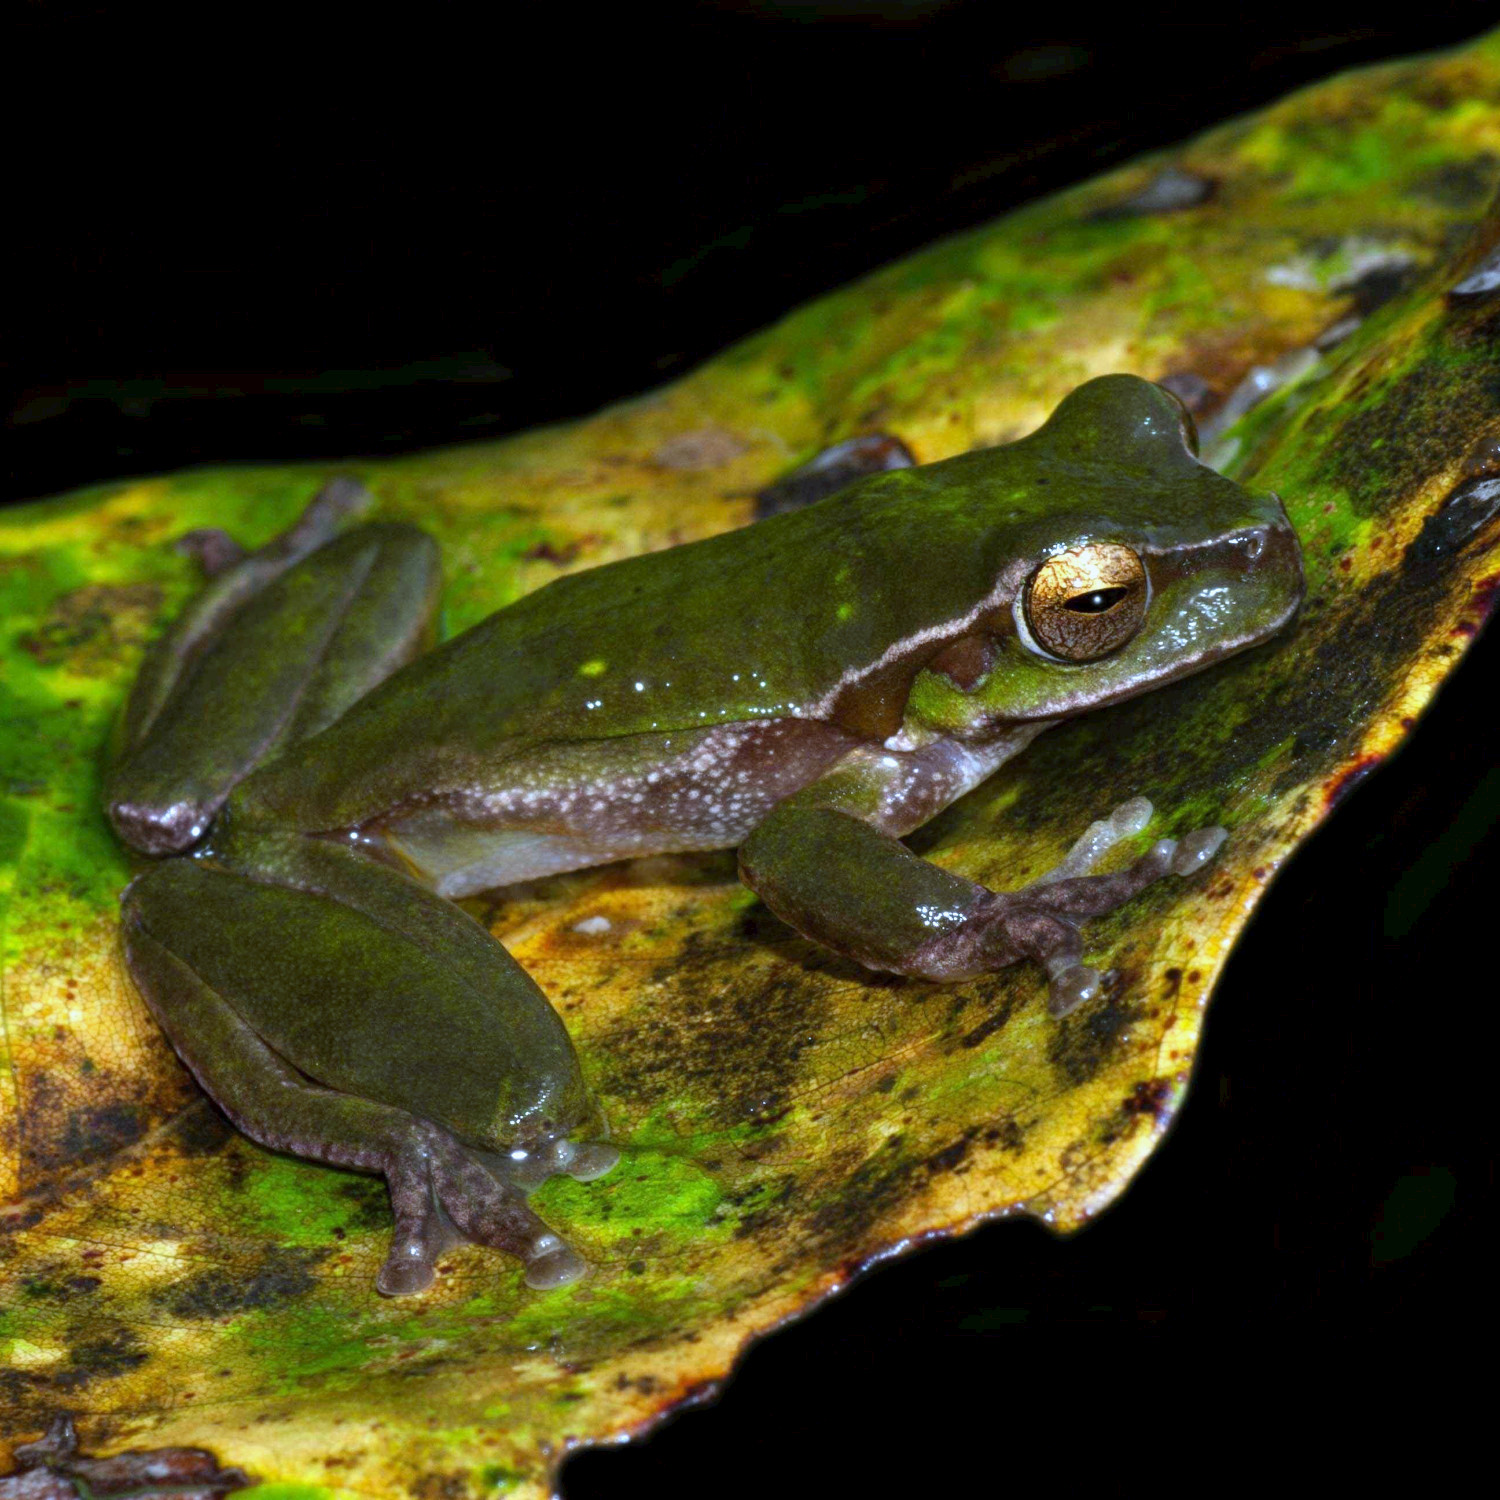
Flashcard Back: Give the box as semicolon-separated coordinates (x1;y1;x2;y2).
1048;994;1140;1089
2;1415;251;1500
523;535;599;566
595;939;830;1129
411;1472;472;1500
16;585;162;673
18;1272;101;1305
985;1117;1026;1153
652;428;749;470
168;1103;236;1157
149;1246;327;1321
50;1328;149;1393
20;1075;150;1181
1323;755;1383;810
960;994;1021;1050
1122;1078;1174;1124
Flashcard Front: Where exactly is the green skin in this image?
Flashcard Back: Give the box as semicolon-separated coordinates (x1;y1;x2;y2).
103;375;1304;1295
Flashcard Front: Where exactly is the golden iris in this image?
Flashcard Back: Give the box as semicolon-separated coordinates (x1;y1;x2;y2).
1024;543;1148;661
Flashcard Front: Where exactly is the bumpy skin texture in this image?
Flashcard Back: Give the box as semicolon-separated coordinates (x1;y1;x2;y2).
103;374;1304;1294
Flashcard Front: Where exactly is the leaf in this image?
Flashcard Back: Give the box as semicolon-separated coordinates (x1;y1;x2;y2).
4;31;1499;1497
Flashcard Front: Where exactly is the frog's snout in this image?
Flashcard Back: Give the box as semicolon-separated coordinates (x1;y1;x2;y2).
1243;496;1306;618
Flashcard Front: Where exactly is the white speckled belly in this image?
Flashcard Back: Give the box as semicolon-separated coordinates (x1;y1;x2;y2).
379;717;1048;898
379;719;853;895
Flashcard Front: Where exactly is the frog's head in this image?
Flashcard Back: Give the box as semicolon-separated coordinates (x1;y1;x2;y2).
908;373;1304;733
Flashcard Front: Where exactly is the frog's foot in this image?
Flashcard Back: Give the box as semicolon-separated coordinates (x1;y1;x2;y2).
381;1122;587;1295
912;800;1226;1017
742;793;1227;1017
176;528;249;577
174;474;370;579
172;477;371;581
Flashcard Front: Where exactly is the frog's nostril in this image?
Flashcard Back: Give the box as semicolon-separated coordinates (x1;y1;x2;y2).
1240;513;1302;573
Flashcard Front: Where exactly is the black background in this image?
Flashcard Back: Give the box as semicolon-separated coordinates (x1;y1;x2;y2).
7;2;1496;1490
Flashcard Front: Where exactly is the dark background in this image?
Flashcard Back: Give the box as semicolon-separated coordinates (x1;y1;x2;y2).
7;2;1494;1489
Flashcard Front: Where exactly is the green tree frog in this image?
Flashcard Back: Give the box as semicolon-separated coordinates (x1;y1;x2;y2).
104;375;1304;1295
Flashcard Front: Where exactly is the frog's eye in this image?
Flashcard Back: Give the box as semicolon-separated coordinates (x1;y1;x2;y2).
1024;543;1148;661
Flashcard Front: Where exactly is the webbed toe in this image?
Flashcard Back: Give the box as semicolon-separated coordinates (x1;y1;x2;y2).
524;1236;588;1291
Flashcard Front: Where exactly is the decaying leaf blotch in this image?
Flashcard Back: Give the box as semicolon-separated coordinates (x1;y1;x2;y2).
3;31;1499;1499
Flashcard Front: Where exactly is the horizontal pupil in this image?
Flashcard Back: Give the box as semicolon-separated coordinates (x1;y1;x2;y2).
1064;586;1130;614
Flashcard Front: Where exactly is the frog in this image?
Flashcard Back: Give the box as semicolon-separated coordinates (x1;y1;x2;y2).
103;374;1304;1296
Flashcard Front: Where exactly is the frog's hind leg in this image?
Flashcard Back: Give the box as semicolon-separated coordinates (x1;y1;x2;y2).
106;482;442;856
115;476;373;756
123;881;586;1295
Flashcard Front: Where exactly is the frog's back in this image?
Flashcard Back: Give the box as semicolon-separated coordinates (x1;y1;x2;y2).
433;460;1028;735
233;457;1031;832
235;392;1239;837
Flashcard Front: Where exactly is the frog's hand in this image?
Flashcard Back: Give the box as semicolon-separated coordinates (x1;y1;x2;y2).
121;838;607;1293
106;491;441;855
739;795;1224;1018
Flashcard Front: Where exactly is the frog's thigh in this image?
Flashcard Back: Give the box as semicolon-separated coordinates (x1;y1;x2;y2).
123;864;587;1295
107;515;440;856
128;841;593;1152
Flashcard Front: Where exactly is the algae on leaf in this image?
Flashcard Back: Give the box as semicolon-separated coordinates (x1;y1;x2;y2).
3;30;1500;1500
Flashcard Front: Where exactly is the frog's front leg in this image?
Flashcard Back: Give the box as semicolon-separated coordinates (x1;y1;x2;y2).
738;748;1225;1017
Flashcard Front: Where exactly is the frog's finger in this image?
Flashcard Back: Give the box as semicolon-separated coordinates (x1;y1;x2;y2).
1045;963;1103;1019
1018;828;1224;922
480;1136;622;1191
1031;796;1154;885
380;1151;462;1296
563;1142;622;1181
379;1124;586;1295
